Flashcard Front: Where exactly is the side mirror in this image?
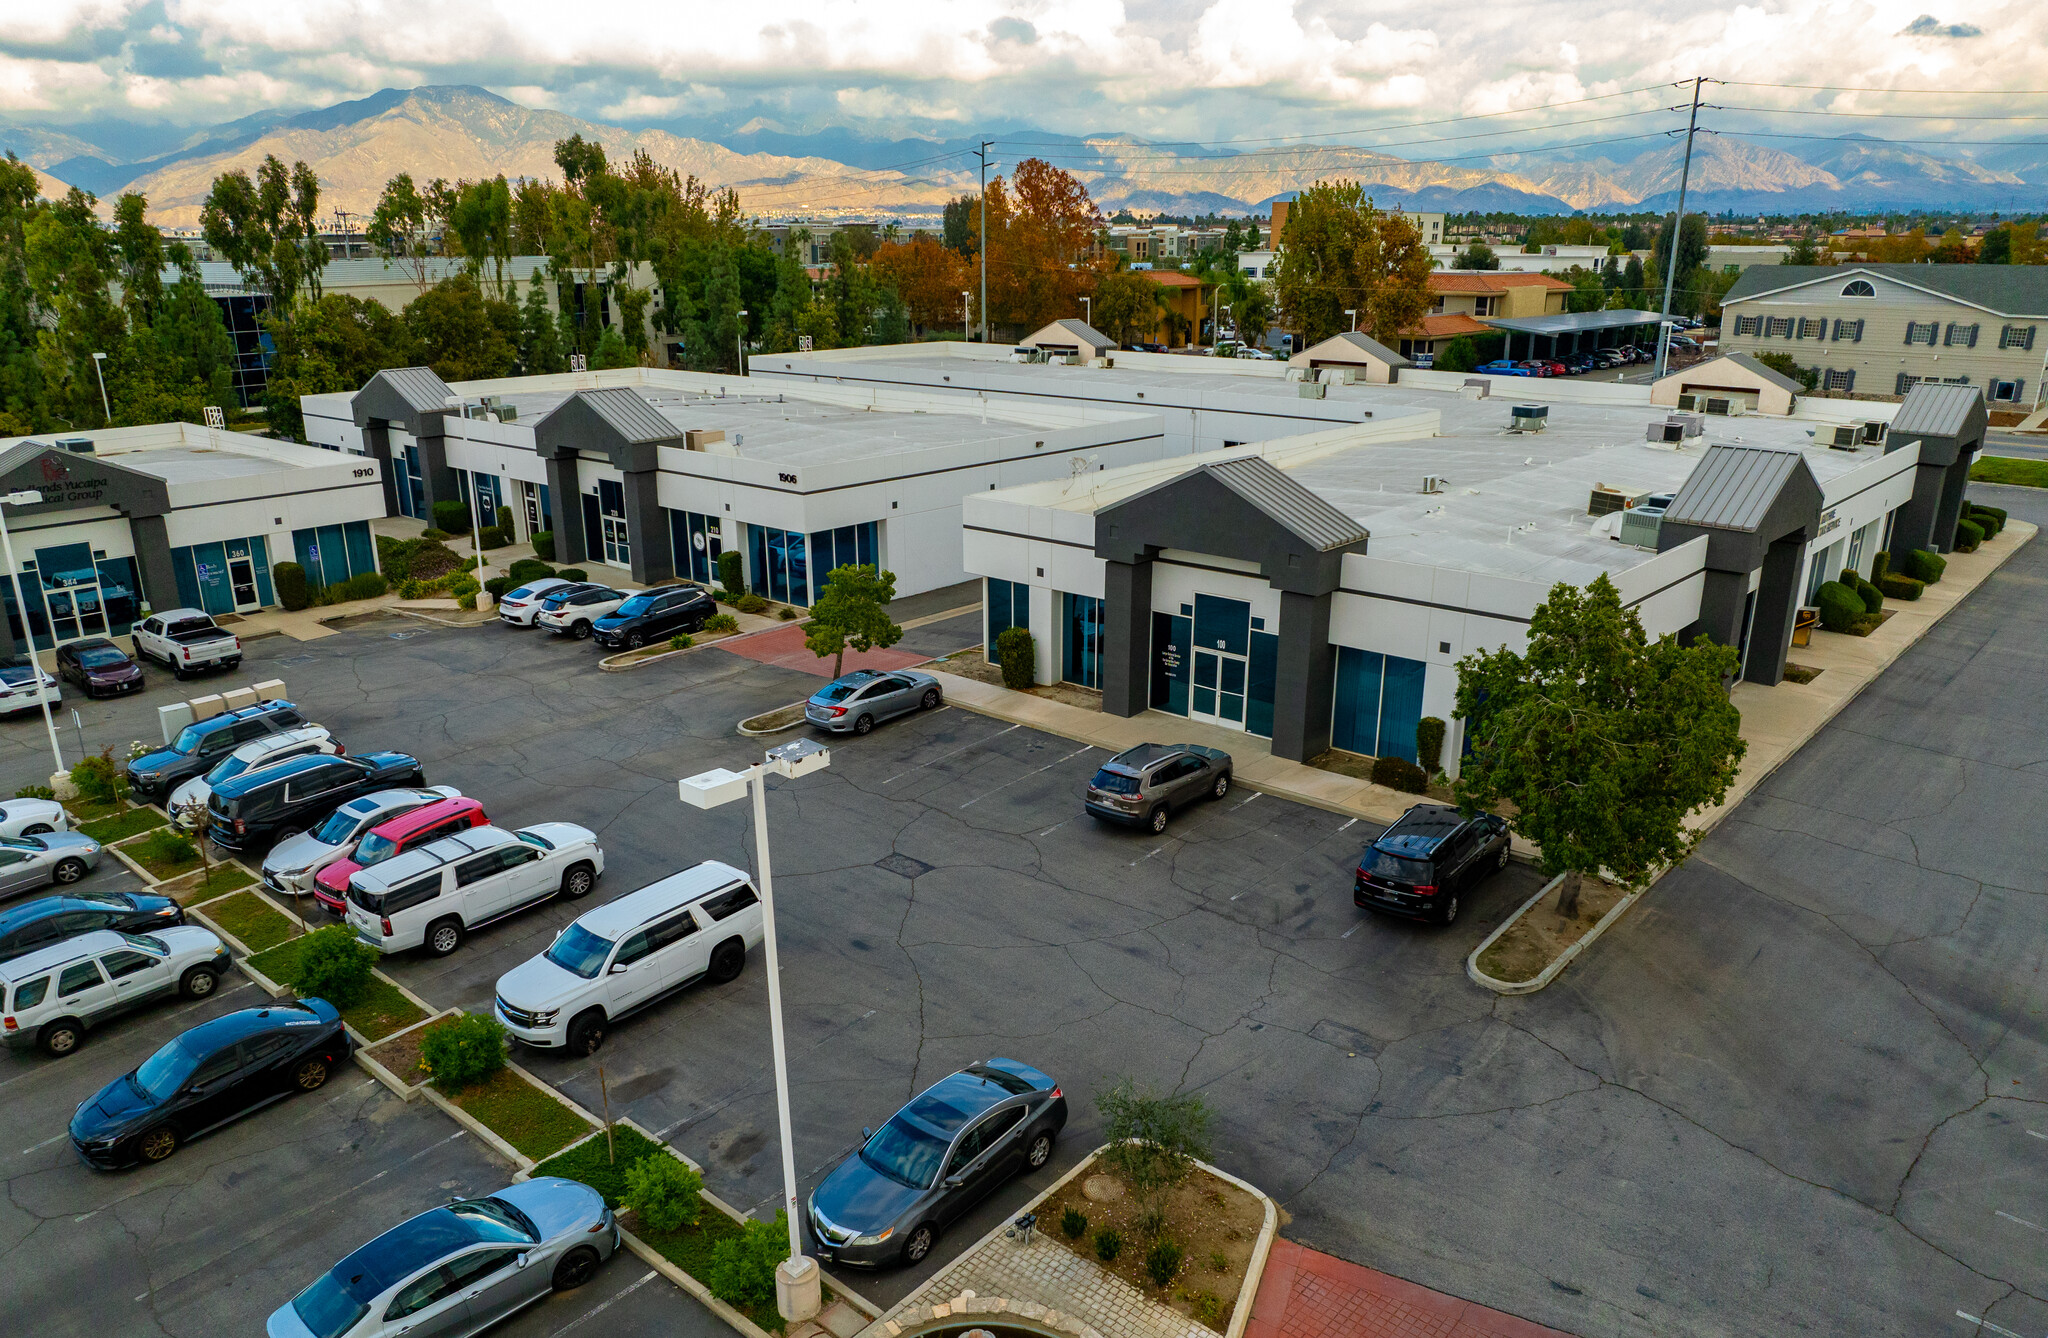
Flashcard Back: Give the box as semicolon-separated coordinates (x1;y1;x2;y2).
609;962;628;974
861;1127;872;1142
943;1174;965;1189
516;1252;530;1269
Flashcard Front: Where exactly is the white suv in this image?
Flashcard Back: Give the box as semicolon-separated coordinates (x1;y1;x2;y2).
167;726;339;826
1;926;230;1056
345;823;603;957
536;586;634;639
494;861;762;1056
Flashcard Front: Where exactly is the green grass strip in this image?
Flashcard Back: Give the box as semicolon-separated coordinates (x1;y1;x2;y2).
446;1068;593;1161
203;890;298;954
1969;455;2048;489
80;807;167;843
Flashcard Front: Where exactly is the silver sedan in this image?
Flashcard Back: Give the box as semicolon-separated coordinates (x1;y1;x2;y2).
804;668;943;735
268;1179;618;1338
0;832;102;901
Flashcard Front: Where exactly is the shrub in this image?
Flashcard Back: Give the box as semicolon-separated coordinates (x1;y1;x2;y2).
1968;507;2002;538
703;613;738;633
70;751;121;805
1869;550;1889;583
274;561;311;611
479;525;511;550
14;784;54;800
1061;1208;1089;1240
777;605;797;620
1209;1250;1229;1273
668;634;693;650
506;558;554;584
136;824;197;865
1137;1203;1168;1239
419;527;452;542
1094;1227;1124;1262
717;550;744;594
419;1012;508;1091
1954;517;1984;552
1414;717;1446;774
1145;1239;1184;1288
1371;755;1428;793
706;1212;788;1310
447;572;481;597
1850;572;1882;615
1097;1078;1213;1194
621;1152;703;1233
457;591;478;611
286;924;379;1009
431;499;470;533
341;571;389;601
1879;572;1925;601
557;567;588;583
531;529;555;561
1815;580;1864;633
1901;548;1946;583
1191;1292;1227;1327
496;505;513;531
996;626;1036;689
485;576;515;599
736;593;768;614
399;578;427;600
1972;503;2007;532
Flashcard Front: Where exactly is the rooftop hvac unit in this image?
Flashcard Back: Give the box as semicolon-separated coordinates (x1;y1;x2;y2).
1298;382;1328;399
1421;475;1446;494
1285;366;1311;382
1587;484;1632;517
1677;393;1699;412
1647;421;1685;444
1861;420;1888;444
1510;404;1549;431
1054;352;1083;366
1828;425;1860;449
1667;413;1704;437
496;404;517;422
1320;367;1358;385
1462;378;1491;399
55;436;94;454
1618;506;1665;550
1703;397;1740;416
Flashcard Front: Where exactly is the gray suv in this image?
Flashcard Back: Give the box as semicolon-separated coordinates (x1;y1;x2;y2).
1084;742;1233;833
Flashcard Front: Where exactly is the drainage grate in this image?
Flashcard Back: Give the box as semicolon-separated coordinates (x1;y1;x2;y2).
875;853;932;879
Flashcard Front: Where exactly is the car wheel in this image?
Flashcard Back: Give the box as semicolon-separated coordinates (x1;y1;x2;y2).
901;1223;936;1265
568;1010;607;1057
138;1127;178;1163
22;823;52;835
920;687;941;710
1026;1130;1054;1170
172;665;191;681
626;632;644;650
1211;771;1231;801
52;857;87;885
560;862;596;899
708;938;746;984
1148;805;1169;834
178;966;218;999
572;620;592;639
853;714;874;736
293;1057;329;1091
553;1245;601;1292
39;1018;83;1057
425;917;464;957
1437;893;1461;926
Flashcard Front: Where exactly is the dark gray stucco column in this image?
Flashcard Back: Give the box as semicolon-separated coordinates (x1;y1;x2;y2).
1931;446;1978;553
545;455;585;563
1272;589;1335;762
130;514;178;616
1743;533;1806;686
1688;569;1749;651
413;424;460;518
622;469;671;585
1100;557;1153;718
361;423;400;517
1892;459;1950;556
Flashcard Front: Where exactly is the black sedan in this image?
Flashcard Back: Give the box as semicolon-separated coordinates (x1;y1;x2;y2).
0;891;185;964
69;998;351;1168
1353;803;1511;925
591;585;717;650
808;1058;1065;1268
55;637;144;698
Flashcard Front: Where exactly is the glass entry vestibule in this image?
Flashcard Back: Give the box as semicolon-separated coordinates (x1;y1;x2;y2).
4;543;144;651
1149;594;1278;737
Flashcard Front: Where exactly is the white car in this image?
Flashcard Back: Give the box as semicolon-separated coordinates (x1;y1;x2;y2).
167;726;340;827
0;654;60;716
1;926;230;1056
536;586;634;639
0;798;71;839
497;577;577;627
345;823;603;957
494;860;761;1056
259;785;461;897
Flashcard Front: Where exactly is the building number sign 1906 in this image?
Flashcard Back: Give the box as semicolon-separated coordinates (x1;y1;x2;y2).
778;472;798;484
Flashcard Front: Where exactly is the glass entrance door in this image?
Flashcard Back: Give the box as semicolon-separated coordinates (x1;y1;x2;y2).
597;479;630;567
1190;649;1248;729
227;553;260;611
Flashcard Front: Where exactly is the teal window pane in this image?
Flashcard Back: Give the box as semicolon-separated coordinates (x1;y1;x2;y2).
1376;656;1427;764
1246;631;1278;738
1193;594;1250;656
1331;647;1384;755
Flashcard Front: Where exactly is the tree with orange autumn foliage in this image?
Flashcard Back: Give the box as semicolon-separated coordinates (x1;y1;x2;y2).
970;159;1110;335
869;236;971;333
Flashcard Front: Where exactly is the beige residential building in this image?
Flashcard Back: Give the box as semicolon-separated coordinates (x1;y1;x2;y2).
1721;264;2048;406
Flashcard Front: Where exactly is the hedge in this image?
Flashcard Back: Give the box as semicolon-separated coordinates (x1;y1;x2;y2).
1815;580;1865;633
531;529;555;561
274;561;310;611
1870;551;1889;583
431;499;470;534
1414;717;1446;774
717;550;744;595
1900;548;1946;584
1954;518;1984;553
996;626;1036;689
1850;571;1882;615
1371;755;1428;793
1878;573;1925;601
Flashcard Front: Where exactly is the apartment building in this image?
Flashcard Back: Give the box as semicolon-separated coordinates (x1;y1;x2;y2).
1721;265;2048;406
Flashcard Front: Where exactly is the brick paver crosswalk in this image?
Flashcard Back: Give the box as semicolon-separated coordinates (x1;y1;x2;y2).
1246;1241;1573;1338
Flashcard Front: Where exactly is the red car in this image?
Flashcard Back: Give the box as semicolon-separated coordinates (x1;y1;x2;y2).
1514;360;1552;377
311;796;487;912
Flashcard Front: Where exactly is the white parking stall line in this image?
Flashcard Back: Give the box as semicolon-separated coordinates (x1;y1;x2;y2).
1994;1209;2043;1232
1341;922;1364;939
882;724;1019;784
1956;1311;2026;1338
1338;818;1358;831
1127;846;1165;867
2028;1129;2047;1141
547;1269;658;1335
20;1132;68;1155
958;744;1094;809
1230;791;1262;810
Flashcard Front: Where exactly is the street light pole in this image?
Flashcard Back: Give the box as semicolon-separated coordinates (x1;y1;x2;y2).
678;737;832;1323
977;139;992;344
962;289;971;343
90;352;111;424
737;309;749;376
0;491;65;778
1344;309;1358;333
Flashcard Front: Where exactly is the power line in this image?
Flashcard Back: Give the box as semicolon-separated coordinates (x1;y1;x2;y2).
1709;128;2048;147
1708;104;2048;121
1713;79;2048;95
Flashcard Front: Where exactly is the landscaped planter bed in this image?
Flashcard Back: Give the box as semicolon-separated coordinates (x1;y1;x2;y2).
114;831;205;881
198;890;299;953
79;806;167;844
443;1068;592;1161
362;1019;437;1090
162;863;256;903
1474;873;1629;985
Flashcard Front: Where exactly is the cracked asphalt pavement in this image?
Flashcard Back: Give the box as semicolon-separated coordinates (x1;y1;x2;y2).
4;491;2043;1337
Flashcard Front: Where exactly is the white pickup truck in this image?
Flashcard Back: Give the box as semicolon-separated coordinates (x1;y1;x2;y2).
131;608;243;680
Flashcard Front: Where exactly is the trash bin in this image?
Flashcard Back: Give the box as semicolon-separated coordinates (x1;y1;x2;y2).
1792;608;1817;647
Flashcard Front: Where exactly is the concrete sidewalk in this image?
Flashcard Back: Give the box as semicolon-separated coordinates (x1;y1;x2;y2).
1245;1240;1571;1338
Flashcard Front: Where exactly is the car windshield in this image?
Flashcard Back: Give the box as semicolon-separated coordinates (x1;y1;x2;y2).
313;807;366;844
817;680;866;703
545;924;614;979
78;647;127;667
290;1273;370;1338
0;835;39;850
1090;768;1139;796
353;831;401;866
170;724;212;754
860;1115;950;1188
614;594;658;617
1361;849;1434;884
118;933;167;953
131;1038;200;1101
451;1197;537;1243
517;831;554;852
204;755;253;785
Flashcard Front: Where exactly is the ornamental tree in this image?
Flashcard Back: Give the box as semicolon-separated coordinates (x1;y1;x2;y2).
1454;574;1746;917
803;563;901;678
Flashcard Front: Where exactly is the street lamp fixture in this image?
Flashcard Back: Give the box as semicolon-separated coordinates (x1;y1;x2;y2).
1344;309;1357;333
1080;296;1091;328
90;351;111;423
0;490;66;777
676;735;832;1323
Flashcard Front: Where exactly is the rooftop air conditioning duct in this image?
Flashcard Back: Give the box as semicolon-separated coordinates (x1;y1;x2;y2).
1510;404;1548;431
1647;421;1685;444
55;437;94;454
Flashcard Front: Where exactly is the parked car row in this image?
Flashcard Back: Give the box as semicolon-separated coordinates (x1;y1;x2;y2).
500;577;718;648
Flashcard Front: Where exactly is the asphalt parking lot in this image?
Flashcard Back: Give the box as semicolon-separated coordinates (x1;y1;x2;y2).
2;503;2042;1338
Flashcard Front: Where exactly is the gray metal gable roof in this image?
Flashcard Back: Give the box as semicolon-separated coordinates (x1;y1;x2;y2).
368;367;454;414
1207;457;1370;551
1663;444;1813;532
1725;264;2048;316
564;387;683;444
1890;381;1985;438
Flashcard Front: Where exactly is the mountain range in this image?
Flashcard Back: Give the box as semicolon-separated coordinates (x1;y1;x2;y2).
2;86;2043;226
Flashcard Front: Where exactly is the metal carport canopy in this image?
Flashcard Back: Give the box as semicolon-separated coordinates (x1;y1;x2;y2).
1483;309;1667;336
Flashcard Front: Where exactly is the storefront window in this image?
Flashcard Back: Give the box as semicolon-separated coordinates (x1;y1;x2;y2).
1332;647;1428;763
668;510;725;585
986;578;1029;657
1062;592;1102;689
806;523;880;596
747;526;811;605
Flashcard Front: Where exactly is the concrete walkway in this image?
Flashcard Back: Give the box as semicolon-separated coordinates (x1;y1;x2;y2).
1245;1241;1570;1338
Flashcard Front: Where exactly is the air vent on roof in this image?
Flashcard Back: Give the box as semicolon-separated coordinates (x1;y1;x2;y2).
1703;397;1742;417
1827;425;1860;449
1285;366;1310;382
1861;420;1887;444
1647;421;1685;444
55;437;94;454
1588;484;1631;517
496;404;517;422
1298;382;1327;399
1510;404;1548;431
1677;393;1699;412
1421;475;1445;494
1667;413;1704;438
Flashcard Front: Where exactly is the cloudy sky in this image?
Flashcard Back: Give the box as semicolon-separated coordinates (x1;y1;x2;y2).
0;0;2038;153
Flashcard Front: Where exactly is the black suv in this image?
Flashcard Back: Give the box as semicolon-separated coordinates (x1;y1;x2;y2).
0;892;185;964
126;700;309;802
591;585;717;650
1353;804;1511;925
206;752;427;852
